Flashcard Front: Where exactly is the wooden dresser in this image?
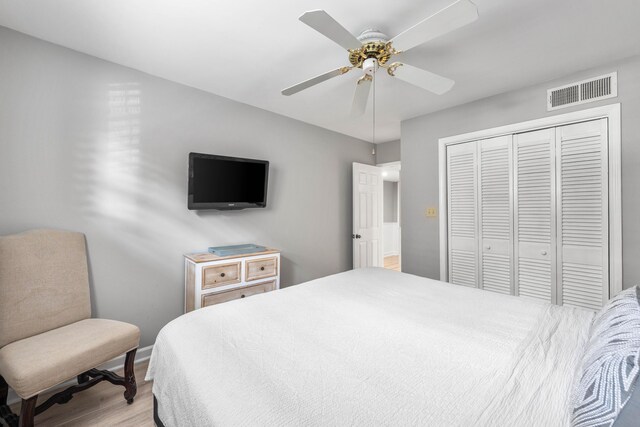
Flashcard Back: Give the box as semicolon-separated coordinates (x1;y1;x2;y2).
184;248;280;312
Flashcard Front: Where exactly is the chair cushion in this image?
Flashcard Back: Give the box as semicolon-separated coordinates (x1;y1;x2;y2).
0;318;140;398
0;229;91;348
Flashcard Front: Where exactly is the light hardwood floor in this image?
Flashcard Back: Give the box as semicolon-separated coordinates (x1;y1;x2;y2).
384;255;400;272
9;361;154;426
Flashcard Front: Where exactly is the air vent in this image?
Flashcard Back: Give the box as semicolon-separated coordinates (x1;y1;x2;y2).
547;72;617;111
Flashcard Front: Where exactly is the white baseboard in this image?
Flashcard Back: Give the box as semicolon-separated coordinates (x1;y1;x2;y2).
7;344;154;406
384;252;400;257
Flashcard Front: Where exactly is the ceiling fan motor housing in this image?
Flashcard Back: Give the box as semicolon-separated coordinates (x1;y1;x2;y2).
349;29;393;70
357;29;389;44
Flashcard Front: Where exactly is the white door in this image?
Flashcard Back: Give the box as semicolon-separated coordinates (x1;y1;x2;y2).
513;128;557;303
478;136;513;294
447;142;478;287
444;118;613;308
556;119;609;310
353;162;383;268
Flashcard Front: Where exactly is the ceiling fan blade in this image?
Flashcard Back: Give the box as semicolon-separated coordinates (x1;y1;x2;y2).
391;63;454;95
351;76;372;116
390;0;478;52
299;10;362;51
282;67;351;96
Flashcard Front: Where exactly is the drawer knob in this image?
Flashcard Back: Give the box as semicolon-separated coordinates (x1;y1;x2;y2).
241;294;246;298
220;272;225;277
260;266;265;271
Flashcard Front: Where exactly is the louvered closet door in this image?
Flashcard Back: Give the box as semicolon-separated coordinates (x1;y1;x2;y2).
556;119;608;310
447;142;478;287
478;136;513;294
513;128;557;303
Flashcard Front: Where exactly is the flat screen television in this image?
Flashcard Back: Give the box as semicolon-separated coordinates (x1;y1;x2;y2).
188;153;269;210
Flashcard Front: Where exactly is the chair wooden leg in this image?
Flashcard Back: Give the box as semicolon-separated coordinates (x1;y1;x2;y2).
19;396;37;427
0;349;138;425
0;375;19;427
0;375;7;406
77;372;90;384
123;349;137;404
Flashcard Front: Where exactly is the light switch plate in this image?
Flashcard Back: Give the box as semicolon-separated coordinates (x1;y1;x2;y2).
426;207;437;218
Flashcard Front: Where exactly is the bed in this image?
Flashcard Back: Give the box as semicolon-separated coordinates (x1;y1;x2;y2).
146;268;639;426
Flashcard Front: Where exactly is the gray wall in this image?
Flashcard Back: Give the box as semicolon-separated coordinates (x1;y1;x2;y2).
375;140;401;164
0;26;374;347
383;181;398;223
401;54;640;290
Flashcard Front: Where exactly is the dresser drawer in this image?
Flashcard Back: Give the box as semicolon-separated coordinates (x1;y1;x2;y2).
201;280;276;307
202;262;241;289
246;257;278;281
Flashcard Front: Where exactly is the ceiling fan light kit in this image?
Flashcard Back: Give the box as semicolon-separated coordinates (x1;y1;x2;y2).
281;0;479;116
362;57;378;76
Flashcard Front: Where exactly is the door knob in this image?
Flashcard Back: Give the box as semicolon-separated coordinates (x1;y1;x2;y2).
356;234;362;239
485;245;491;250
541;250;547;256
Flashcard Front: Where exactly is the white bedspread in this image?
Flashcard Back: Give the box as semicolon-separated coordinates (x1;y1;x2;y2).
146;268;595;426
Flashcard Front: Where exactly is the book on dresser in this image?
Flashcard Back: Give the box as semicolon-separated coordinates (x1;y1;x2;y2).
184;248;281;312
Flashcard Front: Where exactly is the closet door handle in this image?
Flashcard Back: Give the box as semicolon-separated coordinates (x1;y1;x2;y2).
541;250;547;256
484;245;491;250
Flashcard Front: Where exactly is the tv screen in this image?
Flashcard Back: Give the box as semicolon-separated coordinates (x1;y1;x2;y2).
188;153;269;210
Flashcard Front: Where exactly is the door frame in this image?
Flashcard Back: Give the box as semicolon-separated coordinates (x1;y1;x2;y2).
377;161;402;270
438;103;622;296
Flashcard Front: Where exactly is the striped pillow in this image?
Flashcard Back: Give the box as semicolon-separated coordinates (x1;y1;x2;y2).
571;286;640;427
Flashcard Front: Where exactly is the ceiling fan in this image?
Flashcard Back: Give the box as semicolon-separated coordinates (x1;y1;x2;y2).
281;0;478;116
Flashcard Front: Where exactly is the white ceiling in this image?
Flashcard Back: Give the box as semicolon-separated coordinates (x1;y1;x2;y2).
1;0;639;143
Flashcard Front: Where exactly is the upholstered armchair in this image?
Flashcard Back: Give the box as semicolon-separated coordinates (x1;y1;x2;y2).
0;229;140;427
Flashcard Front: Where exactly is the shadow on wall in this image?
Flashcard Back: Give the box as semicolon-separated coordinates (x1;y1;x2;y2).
280;256;296;286
76;82;263;261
